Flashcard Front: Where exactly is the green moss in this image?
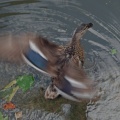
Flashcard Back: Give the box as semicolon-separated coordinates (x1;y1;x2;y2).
68;103;87;120
0;112;8;120
18;88;87;120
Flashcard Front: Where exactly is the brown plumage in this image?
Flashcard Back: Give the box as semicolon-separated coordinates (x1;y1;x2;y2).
0;23;96;102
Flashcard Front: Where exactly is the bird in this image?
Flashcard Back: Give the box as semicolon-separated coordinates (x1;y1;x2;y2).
0;23;96;102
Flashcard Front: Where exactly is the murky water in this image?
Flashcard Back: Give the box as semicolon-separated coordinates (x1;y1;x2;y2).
0;0;120;119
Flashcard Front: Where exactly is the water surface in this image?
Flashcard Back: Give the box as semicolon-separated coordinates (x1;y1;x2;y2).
0;0;120;119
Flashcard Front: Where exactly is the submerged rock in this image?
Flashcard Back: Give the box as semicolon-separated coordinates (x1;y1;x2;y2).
21;109;65;120
61;104;71;116
0;61;68;120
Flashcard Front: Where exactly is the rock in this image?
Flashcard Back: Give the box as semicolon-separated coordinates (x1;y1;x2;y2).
61;104;71;115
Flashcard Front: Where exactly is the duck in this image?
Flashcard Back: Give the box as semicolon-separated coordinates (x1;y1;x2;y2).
0;23;95;102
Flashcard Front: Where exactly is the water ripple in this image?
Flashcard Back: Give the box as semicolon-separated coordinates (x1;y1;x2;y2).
0;0;120;85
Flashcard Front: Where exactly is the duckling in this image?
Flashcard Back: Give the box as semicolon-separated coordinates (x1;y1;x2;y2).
0;23;95;102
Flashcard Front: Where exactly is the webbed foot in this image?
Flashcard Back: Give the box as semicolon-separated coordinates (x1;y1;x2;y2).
44;84;59;99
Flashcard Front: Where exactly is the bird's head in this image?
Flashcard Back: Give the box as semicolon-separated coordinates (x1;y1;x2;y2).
72;23;93;41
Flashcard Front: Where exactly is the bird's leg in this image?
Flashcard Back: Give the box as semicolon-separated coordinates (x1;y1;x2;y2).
44;77;59;99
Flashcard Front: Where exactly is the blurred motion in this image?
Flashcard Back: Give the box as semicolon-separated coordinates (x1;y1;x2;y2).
0;23;96;102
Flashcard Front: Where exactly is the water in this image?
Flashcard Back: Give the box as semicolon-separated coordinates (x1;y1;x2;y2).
0;0;120;119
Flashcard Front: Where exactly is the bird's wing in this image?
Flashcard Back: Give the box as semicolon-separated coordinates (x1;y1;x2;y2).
53;62;95;101
0;33;60;76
